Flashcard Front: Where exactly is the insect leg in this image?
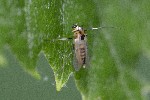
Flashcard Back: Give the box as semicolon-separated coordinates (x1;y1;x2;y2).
44;37;73;42
57;37;73;41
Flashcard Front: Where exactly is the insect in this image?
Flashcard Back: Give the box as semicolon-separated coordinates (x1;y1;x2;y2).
72;24;88;71
56;24;115;71
71;24;115;71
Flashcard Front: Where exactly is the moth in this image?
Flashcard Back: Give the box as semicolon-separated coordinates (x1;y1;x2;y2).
57;24;115;71
72;24;88;71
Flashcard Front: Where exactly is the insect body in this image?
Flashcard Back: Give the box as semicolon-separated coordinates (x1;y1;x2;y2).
56;24;114;71
72;25;88;71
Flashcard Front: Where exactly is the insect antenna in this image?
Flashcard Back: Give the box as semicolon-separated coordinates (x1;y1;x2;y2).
87;26;118;30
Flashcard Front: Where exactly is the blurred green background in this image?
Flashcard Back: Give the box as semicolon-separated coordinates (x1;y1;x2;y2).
0;49;81;100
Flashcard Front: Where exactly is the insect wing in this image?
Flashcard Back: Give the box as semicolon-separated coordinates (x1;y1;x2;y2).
73;37;88;71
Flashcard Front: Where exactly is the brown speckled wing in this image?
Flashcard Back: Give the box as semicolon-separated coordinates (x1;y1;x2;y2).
73;38;88;71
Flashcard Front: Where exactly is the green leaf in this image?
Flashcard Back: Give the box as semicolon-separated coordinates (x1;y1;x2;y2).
0;0;42;78
73;0;150;100
1;0;150;99
0;0;74;91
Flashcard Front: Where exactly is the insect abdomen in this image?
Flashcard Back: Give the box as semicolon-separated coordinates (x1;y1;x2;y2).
74;40;87;71
79;44;86;65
